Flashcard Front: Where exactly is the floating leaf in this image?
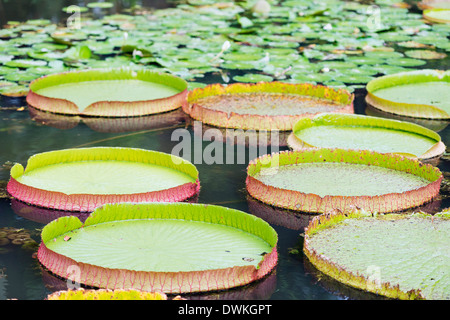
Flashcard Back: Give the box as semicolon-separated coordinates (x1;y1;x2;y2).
186;82;354;130
288;113;445;161
7;147;200;212
246;148;442;213
38;202;278;293
304;209;450;300
404;49;447;60
47;289;169;300
232;73;274;83
366;69;450;119
87;2;114;9
27;68;188;117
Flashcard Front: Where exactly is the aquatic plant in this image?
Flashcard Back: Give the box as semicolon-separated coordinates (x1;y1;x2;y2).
26;68;188;117
37;202;278;294
366;69;450;120
185;82;353;131
287;113;446;162
7;147;200;212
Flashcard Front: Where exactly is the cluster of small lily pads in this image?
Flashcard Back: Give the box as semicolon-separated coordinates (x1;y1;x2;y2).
0;0;449;97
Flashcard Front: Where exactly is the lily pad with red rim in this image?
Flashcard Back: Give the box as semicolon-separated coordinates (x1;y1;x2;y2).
287;113;446;162
303;208;450;300
7;147;200;212
37;202;278;294
185;82;354;131
423;8;450;23
26;68;188;117
365;69;450;120
246;148;442;213
47;289;168;300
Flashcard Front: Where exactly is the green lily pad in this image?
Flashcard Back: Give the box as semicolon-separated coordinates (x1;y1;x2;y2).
385;57;427;67
288;113;445;160
290;73;333;83
7;147;200;212
304;209;450;300
0;66;17;75
404;49;447;60
27;68;188;117
333;74;375;84
4;59;47;68
221;61;257;70
423;9;450;24
232;73;274;83
87;2;114;9
62;6;89;13
366;69;450;119
4;71;39;83
185;82;353;130
37;202;277;293
0;84;29;97
48;289;168;300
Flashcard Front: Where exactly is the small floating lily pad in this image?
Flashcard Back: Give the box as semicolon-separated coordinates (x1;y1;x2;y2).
366;69;450;119
303;209;450;300
419;0;450;9
287;113;446;161
246;148;442;213
26;68;188;117
185;82;354;131
0;85;29;97
7;147;200;212
37;202;278;294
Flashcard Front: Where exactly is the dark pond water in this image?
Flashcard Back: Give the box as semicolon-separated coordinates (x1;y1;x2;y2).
0;0;449;301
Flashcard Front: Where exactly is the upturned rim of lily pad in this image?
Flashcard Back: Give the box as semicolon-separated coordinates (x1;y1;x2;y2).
303;208;450;300
26;68;188;117
185;82;354;131
7;147;200;212
246;148;442;213
365;69;450;120
37;202;278;294
287;113;446;162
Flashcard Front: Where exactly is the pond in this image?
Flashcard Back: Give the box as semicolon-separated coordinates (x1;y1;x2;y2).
0;0;449;301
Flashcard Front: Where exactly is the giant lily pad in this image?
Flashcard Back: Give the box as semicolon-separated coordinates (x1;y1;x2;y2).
287;113;446;162
185;82;354;131
7;147;200;212
303;209;450;300
37;202;278;294
26;68;188;117
246;148;442;213
365;69;450;120
418;0;450;9
47;289;169;300
28;106;187;133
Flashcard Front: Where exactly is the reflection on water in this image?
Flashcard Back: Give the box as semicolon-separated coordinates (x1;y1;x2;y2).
0;0;173;26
